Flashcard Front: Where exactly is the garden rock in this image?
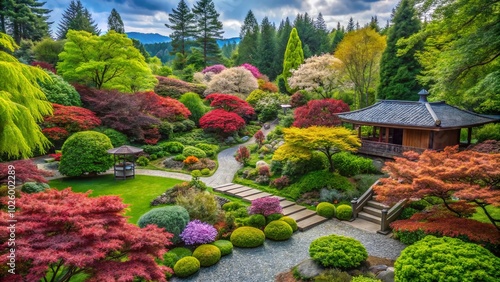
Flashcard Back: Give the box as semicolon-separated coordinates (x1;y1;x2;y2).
295;258;324;279
241;136;250;142
369;265;388;275
225;136;235;143
376;267;395;282
255;160;268;168
163;157;184;169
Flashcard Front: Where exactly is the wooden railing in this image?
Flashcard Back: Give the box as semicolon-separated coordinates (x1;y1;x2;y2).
358;140;425;158
350;181;377;220
379;199;407;235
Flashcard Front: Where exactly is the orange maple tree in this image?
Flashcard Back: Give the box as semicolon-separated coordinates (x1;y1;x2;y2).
374;145;500;230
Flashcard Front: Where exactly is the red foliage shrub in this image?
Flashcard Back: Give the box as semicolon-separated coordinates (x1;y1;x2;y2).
200;109;246;136
42;127;70;141
258;165;270;176
234;146;250;165
468;140;500;154
270;176;290;189
0;189;173;282
290;91;308;108
77;85;161;144
0;160;53;185
49;153;62;161
254;130;265;148
391;212;500;252
205;93;255;121
249;197;283;216
31;61;56;73
43;103;101;134
293;98;350;128
136;91;191;122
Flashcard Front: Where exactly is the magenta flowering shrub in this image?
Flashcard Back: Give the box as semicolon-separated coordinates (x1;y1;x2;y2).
180;220;218;245
240;63;262;79
249;197;283;217
202;64;226;74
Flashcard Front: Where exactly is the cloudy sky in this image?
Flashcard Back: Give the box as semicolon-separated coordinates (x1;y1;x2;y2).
45;0;399;38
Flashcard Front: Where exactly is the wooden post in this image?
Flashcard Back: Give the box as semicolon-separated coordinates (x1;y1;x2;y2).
467;127;472;145
351;198;358;221
357;125;361;138
378;127;383;142
385;128;389;143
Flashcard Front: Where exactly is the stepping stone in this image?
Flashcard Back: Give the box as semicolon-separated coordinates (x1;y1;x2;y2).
282;205;306;216
214;184;243;192
296;215;329;231
213;183;234;189
235;189;262;197
243;192;272;201
224;186;253;196
286;209;316;222
279;200;296;208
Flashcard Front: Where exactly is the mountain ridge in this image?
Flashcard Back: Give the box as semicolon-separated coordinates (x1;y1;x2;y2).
126;32;240;46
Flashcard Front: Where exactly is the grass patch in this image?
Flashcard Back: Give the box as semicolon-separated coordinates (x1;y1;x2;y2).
49;174;184;224
472;205;500;224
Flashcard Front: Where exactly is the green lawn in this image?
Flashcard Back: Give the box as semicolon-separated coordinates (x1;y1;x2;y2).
49;174;184;224
472;205;500;224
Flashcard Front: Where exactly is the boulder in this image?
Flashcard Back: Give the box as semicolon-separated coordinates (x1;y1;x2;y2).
255;160;269;168
241;136;250;142
295;259;324;279
376;267;395;282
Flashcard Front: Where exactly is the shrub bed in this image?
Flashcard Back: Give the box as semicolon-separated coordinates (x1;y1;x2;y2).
279;216;298;232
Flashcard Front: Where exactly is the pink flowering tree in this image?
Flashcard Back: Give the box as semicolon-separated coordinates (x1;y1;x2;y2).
249;197;283;216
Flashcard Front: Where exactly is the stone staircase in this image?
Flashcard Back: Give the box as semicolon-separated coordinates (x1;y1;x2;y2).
213;183;329;231
356;195;389;225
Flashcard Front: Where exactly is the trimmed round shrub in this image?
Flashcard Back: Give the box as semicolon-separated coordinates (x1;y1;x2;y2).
201;168;210;175
279;216;298;232
161;141;185;154
137;205;190;244
212;240;233;256
136;156;149;166
195;143;219;157
336;204;353;221
21;182;50;194
309;234;368;268
395;236;500;282
230;226;265;248
316;202;336;219
244;214;266;228
264;220;293;241
182;146;207;158
169;247;193;258
192;244;221;267
59;131;114;177
173;256;200;278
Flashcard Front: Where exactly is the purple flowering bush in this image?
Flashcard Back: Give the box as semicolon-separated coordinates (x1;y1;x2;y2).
180;220;218;245
240;63;262;78
249;197;283;217
202;64;226;74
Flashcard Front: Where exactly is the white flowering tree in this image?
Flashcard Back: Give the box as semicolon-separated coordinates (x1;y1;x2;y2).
204;67;258;97
288;54;344;98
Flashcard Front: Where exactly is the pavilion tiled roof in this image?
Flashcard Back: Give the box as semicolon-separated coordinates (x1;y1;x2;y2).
337;100;498;129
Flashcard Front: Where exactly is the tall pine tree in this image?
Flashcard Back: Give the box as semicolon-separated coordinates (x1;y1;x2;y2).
192;0;223;67
346;17;355;32
256;17;278;79
57;0;99;40
108;8;124;33
315;13;331;54
282;27;304;92
0;0;51;44
165;0;195;56
276;18;292;76
377;0;422;100
236;10;259;65
293;13;317;57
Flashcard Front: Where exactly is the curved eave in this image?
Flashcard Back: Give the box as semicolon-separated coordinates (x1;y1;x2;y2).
339;118;496;131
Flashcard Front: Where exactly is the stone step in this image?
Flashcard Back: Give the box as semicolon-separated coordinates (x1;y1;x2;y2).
213;183;234;189
282;205;306;216
366;200;389;210
296;215;329;231
224;186;253;196
363;206;383;217
279;200;296;208
214;184;244;192
358;211;381;224
235;189;263;197
286;209;316;222
242;192;272;201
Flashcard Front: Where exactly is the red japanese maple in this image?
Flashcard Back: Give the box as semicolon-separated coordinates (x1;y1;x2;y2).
235;146;250;165
293;98;350;128
42;127;70;141
43;103;101;133
136;91;191;122
31;61;56;73
205;93;255;120
0;189;173;282
374;146;500;230
0;159;53;185
199;109;246;136
254;130;265;148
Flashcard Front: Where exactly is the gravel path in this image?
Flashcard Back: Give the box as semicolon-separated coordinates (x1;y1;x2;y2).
170;219;405;282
